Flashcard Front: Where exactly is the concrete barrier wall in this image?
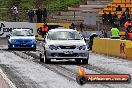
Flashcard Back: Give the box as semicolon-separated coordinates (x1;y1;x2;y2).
126;48;132;60
92;38;132;60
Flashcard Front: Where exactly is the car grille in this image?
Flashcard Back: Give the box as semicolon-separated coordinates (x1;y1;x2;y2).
51;53;78;57
17;40;31;43
14;45;31;47
59;45;76;49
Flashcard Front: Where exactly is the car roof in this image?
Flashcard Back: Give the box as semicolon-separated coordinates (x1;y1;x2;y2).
49;29;77;32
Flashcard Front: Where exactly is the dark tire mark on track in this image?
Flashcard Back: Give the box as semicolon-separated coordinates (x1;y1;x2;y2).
0;50;43;88
0;64;28;88
12;50;76;81
9;50;116;88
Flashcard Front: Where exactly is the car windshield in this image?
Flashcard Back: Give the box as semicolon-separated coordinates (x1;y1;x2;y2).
12;30;33;36
47;31;83;40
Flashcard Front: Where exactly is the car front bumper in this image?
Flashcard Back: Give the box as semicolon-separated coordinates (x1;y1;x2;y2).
8;42;36;49
45;49;89;59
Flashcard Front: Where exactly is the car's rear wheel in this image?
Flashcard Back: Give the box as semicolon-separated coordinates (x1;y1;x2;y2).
75;59;81;64
45;58;51;64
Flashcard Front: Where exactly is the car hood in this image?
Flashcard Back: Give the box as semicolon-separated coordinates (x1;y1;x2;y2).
10;36;35;40
46;40;86;46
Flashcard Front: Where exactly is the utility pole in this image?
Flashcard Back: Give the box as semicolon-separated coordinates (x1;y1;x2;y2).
74;11;76;23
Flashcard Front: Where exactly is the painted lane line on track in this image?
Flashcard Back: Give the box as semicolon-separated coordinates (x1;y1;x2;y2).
0;67;17;88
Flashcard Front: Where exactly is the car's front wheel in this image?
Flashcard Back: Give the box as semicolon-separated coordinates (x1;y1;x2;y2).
44;50;51;64
8;46;11;50
82;53;89;64
40;53;44;63
45;57;51;64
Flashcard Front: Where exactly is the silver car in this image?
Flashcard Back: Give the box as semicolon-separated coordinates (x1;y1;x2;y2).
39;29;89;64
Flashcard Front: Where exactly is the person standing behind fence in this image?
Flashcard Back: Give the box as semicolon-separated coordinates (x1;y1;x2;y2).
10;5;18;22
27;8;35;23
36;7;43;23
120;12;126;26
113;12;118;24
42;8;47;23
116;5;122;11
80;22;84;32
107;12;113;25
102;12;108;24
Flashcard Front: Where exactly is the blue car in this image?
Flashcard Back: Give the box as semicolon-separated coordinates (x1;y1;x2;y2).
6;29;37;50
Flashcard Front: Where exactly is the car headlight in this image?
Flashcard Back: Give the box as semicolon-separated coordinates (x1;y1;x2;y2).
78;45;87;50
11;39;16;43
49;45;59;50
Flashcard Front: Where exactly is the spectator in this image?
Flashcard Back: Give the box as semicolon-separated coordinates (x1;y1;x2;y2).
111;24;119;37
102;12;108;24
88;33;98;50
126;7;129;14
27;8;35;23
10;4;18;22
36;7;43;23
70;23;75;29
125;25;132;40
80;22;84;32
42;8;47;23
126;25;132;33
113;12;118;24
124;19;131;28
120;12;126;26
126;12;130;20
41;23;49;38
116;5;122;11
101;28;107;38
107;12;113;25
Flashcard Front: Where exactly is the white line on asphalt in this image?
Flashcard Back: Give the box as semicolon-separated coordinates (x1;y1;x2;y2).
0;68;17;88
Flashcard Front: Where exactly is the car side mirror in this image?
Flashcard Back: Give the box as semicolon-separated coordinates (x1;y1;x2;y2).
6;35;10;38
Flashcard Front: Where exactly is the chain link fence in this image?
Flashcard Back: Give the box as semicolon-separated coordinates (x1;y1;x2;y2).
0;8;106;31
0;9;100;21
